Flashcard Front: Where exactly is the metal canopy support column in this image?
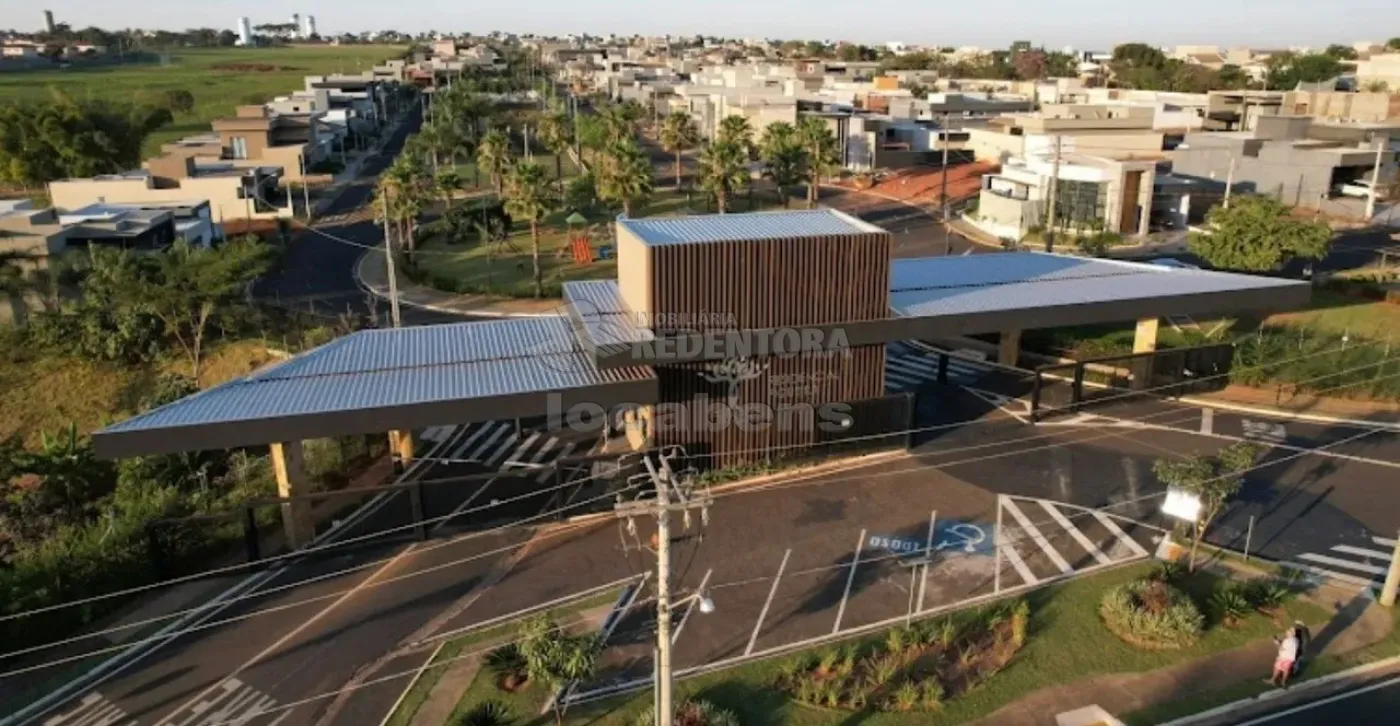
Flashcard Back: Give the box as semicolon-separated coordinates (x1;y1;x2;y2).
1134;317;1160;354
998;329;1022;367
270;441;314;549
389;430;415;473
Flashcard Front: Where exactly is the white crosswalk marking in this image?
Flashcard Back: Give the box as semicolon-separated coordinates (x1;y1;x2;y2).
422;421;588;482
155;678;277;726
483;432;520;466
43;693;135;726
1001;498;1073;574
504;432;542;467
884;341;993;393
1241;418;1288;444
1038;500;1112;565
448;422;497;460
999;536;1038;586
1286;535;1398;590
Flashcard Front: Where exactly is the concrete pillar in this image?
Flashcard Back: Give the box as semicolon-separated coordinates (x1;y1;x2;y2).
1134;317;1160;354
998;329;1022;367
270;441;315;549
1380;528;1400;608
388;430;414;473
624;405;654;451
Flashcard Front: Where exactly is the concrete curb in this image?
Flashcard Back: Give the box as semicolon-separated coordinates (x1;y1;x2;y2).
354;249;556;319
1179;395;1400;432
1157;654;1400;726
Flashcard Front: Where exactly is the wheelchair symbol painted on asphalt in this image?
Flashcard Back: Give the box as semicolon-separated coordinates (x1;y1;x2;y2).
867;521;994;558
935;523;987;553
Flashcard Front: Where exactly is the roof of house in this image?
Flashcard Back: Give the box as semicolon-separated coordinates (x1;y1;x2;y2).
617;208;883;247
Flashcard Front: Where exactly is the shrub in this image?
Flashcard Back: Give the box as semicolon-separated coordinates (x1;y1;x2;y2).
890;681;919;711
1210;588;1252;627
885;626;909;655
870;653;900;685
1100;578;1204;649
1151;559;1186;584
484;642;528;691
634;698;739;726
919;679;945;710
459;700;513;726
1242;579;1292;613
1009;599;1030;647
816;648;841;676
935;618;957;649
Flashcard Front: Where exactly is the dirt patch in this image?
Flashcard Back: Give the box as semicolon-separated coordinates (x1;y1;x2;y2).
209;63;305;73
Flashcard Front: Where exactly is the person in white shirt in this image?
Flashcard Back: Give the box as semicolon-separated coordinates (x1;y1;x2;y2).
1269;627;1299;688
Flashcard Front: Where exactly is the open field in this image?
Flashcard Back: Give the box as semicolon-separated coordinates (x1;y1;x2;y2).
0;46;406;158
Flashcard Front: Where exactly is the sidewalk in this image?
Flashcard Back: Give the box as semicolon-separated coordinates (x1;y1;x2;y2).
1188;383;1400;420
971;581;1395;726
356;248;562;318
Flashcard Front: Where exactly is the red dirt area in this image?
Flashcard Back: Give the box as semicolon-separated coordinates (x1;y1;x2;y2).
835;161;998;209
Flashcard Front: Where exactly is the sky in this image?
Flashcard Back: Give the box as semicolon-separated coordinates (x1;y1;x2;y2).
4;1;1399;50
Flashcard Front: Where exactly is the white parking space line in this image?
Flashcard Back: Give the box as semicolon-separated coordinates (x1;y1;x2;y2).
916;510;936;613
745;549;791;656
1038;501;1112;565
671;569;712;645
1002;498;1072;574
832;528;866;634
1200;407;1214;435
1092;511;1150;558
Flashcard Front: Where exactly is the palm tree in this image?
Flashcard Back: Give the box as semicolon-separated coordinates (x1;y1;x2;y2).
476;129;513;196
596;140;654;217
534;111;573;191
659;111;699;190
503;162;554;298
435;168;463;209
598;103;636;146
697;140;749;214
717;114;755;155
797;115;840;209
758;121;804;207
379;155;432;250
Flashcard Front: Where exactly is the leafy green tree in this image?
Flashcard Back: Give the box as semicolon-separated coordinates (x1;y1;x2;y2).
17;424;117;528
1153;442;1263;571
598;104;637;147
796;116;840;208
162;89;196;117
503;162;554;298
0;97;173;187
573;114;609;163
1216;65;1251;90
1389;38;1400;51
130;238;275;379
378;154;433;248
1188;195;1333;272
534;111;573;189
697;140;749;214
596;140;653;217
659;111;700;189
565;172;599;215
0;250;35;299
758;121;804;207
435;168;464;210
476;130;513;196
1324;44;1358;60
1265;53;1345;89
518;615;600;726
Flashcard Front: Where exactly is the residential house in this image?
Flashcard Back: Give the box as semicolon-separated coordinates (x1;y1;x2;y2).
1;43;41;59
208;106;328;182
0;201;70;272
59;201;217;247
1082;89;1210;134
1282;91;1400;123
48;155;291;225
1355;53;1400;91
1171;115;1400;213
964;104;1165;165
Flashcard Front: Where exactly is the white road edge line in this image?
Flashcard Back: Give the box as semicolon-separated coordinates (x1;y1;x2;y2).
375;641;445;726
1002;498;1072;574
832;529;866;634
671;569;712;646
917;510;936;613
1037;500;1112;565
745;550;791;656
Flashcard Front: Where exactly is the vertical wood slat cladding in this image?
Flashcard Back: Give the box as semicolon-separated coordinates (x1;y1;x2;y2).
648;232;891;333
654;345;887;467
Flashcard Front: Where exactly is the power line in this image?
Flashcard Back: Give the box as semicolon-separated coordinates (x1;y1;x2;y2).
6;355;1395;672
1;335;1386;630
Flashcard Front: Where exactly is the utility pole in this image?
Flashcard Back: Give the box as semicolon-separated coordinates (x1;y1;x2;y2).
940;111;953;256
1366;135;1387;221
614;448;713;726
380;187;402;328
1223;154;1236;209
1044;135;1063;254
300;156;312;222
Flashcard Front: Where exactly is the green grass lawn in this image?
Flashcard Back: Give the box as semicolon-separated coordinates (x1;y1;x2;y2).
409;187;791;299
1266;290;1400;340
434;563;1332;726
0;46;405;158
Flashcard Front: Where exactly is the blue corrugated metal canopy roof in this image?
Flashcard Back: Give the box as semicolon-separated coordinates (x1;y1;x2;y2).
94;318;657;458
889;253;1308;322
618;208;883;246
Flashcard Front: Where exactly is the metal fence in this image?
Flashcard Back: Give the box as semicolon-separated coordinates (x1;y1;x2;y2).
1029;343;1235;422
